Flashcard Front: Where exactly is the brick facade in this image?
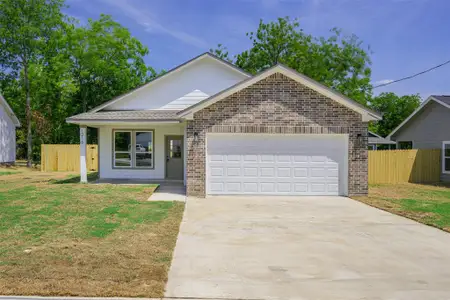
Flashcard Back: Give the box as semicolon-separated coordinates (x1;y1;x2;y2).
186;73;368;197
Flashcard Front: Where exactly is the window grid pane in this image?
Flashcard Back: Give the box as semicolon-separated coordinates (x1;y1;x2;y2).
445;143;450;157
134;131;153;168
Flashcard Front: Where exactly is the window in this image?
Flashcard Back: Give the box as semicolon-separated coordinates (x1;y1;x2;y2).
113;130;154;168
398;141;413;149
169;139;182;158
443;141;450;174
135;131;153;168
114;131;132;167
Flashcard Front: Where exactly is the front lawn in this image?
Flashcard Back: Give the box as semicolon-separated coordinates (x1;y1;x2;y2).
0;169;184;297
353;183;450;232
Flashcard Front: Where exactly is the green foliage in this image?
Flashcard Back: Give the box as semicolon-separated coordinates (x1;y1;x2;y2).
369;92;421;137
0;1;159;161
0;0;67;165
211;17;373;104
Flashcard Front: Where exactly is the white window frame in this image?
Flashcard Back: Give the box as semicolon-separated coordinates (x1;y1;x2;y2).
443;141;450;174
113;130;132;168
113;130;154;169
134;131;154;169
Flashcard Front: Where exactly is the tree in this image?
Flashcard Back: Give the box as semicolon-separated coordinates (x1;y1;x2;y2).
210;17;373;104
0;0;66;166
369;92;421;137
209;44;232;62
67;15;155;113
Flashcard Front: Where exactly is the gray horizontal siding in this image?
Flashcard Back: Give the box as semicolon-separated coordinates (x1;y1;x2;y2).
391;101;450;149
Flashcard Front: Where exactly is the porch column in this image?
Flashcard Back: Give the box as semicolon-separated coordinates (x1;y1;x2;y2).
80;125;87;183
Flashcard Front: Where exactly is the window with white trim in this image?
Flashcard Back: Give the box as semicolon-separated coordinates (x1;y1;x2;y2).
443;141;450;174
113;130;154;168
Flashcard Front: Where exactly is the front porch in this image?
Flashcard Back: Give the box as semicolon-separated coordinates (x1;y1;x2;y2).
76;121;187;185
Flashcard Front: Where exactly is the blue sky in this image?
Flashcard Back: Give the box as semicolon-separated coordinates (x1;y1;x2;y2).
66;0;449;99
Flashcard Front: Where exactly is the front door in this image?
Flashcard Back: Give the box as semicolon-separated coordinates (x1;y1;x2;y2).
165;136;184;180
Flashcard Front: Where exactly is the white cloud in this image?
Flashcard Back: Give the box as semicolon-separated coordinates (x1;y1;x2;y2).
373;79;394;86
96;0;209;49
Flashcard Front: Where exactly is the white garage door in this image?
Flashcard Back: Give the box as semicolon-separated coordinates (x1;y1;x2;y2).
206;134;348;196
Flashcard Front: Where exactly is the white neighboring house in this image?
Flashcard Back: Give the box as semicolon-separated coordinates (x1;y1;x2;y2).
0;94;20;163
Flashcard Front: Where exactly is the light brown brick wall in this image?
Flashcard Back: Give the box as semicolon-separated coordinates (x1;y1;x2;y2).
186;73;368;197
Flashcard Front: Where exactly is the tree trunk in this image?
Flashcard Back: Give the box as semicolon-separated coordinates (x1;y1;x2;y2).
24;63;32;168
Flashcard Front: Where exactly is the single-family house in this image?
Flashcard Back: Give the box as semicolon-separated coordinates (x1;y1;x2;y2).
388;95;450;181
368;131;396;150
0;94;20;164
67;53;381;197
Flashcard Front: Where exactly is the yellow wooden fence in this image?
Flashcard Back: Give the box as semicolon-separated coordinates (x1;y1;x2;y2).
368;149;441;184
41;144;98;172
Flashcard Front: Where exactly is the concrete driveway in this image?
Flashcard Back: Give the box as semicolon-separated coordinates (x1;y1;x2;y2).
165;196;450;300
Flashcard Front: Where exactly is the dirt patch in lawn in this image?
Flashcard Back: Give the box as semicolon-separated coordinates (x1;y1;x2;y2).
0;168;184;297
353;183;450;233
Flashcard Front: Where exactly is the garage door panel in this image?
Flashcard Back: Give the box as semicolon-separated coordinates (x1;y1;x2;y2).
293;168;308;178
327;183;339;193
226;155;241;162
294;183;308;192
226;182;241;192
207;134;347;196
243;167;258;177
277;167;291;177
260;167;275;177
261;155;275;162
243;182;258;193
209;154;224;162
226;167;241;177
243;155;258;162
210;182;225;193
311;183;326;193
210;167;224;177
260;182;275;193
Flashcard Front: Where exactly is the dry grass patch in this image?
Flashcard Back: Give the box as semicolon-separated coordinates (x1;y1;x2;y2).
353;183;450;232
0;168;184;297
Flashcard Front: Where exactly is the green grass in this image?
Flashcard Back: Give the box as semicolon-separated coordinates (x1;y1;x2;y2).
0;180;166;241
0;170;185;297
353;183;450;232
0;171;19;176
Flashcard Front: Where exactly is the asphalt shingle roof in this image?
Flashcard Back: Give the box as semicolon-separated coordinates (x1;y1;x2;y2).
67;110;180;122
433;95;450;106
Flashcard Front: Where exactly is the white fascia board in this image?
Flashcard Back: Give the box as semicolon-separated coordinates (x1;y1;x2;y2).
178;64;381;121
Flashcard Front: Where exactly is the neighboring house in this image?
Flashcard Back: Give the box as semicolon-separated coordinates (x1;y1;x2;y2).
368;131;396;150
67;53;381;197
387;95;450;181
0;94;20;164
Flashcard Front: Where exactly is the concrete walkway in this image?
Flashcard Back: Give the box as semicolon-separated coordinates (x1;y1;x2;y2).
148;182;186;202
165;196;450;300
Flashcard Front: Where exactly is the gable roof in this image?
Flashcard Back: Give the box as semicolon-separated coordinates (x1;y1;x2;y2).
177;64;382;122
0;93;20;127
387;95;450;138
88;52;251;113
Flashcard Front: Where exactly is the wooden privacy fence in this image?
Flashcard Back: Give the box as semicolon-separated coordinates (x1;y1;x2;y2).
41;144;98;172
368;149;441;184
